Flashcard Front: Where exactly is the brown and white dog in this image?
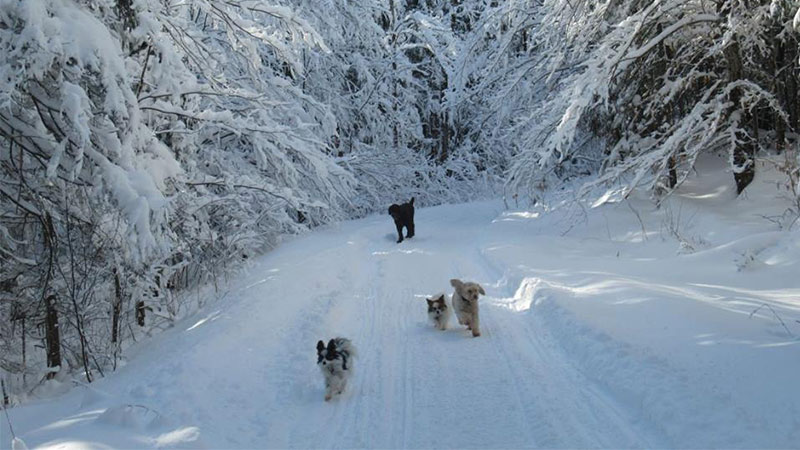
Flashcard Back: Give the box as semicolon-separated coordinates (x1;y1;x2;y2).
426;293;450;331
450;279;486;337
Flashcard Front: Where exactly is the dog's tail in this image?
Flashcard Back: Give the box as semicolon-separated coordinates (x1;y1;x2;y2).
409;196;415;206
334;337;357;359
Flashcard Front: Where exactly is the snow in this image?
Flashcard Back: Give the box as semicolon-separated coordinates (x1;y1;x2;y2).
794;6;800;31
3;153;799;448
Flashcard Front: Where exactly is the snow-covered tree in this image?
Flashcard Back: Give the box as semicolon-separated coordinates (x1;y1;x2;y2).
499;0;799;205
0;0;356;394
0;0;497;398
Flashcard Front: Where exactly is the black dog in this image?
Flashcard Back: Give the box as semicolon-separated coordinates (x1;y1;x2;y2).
388;197;415;243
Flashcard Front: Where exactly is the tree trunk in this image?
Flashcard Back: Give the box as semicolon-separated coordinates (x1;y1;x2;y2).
42;211;61;380
21;316;26;384
440;111;450;164
390;0;399;149
724;38;755;195
112;268;122;343
2;378;8;405
668;156;678;188
773;22;786;154
136;300;146;326
44;294;61;379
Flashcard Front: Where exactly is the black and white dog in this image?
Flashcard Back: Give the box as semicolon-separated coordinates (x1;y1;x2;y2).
316;338;357;401
388;197;415;243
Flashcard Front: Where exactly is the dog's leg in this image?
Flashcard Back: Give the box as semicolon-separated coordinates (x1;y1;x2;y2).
472;313;481;337
406;221;414;238
395;221;404;243
325;380;333;401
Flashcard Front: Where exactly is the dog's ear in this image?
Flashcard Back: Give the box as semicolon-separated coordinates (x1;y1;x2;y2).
477;284;486;295
317;340;325;353
426;298;433;305
409;197;415;206
450;279;462;289
327;339;337;352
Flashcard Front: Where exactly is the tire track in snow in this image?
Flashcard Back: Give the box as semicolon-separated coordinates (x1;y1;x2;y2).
417;257;537;448
399;287;415;448
486;301;655;448
119;205;666;448
451;250;564;447
321;232;385;449
324;236;419;448
467;242;656;447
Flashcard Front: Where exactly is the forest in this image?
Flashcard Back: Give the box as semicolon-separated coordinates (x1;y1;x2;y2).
2;0;799;402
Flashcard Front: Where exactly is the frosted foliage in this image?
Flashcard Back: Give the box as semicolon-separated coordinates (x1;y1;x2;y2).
2;0;796;399
481;0;798;206
0;0;177;261
0;0;495;394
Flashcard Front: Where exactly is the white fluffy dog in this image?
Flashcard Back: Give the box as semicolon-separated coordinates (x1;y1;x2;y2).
316;338;357;401
450;279;486;337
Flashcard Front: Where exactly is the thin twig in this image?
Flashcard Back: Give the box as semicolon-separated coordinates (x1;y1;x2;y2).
749;303;794;337
2;400;16;439
626;199;648;241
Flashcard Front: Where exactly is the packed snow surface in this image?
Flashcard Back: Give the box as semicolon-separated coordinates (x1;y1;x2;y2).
3;154;800;448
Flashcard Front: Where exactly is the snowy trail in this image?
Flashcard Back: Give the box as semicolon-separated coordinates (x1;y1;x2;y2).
6;159;800;448
247;206;655;449
7;203;659;448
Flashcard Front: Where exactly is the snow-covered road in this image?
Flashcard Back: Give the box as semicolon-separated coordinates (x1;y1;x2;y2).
229;204;654;449
5;157;800;448
124;202;659;448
